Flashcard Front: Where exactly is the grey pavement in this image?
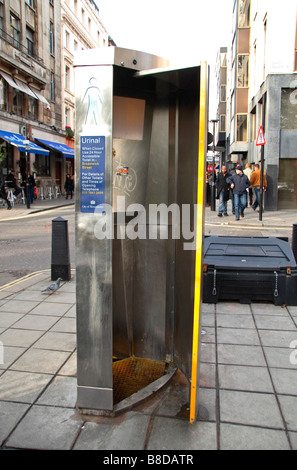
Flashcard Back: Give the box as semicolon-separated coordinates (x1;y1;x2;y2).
0;194;74;221
0;198;297;450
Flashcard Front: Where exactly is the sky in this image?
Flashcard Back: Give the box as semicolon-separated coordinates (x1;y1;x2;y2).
99;0;234;119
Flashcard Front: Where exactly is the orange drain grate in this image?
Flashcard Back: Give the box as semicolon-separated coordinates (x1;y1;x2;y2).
113;356;166;405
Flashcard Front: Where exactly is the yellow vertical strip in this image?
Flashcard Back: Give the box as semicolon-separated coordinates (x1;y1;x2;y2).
189;62;208;424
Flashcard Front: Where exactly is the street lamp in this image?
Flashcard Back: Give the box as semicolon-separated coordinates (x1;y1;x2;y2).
210;119;219;212
23;140;30;209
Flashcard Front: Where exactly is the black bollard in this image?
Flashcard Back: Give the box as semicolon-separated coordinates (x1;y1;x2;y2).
51;217;71;281
292;223;297;264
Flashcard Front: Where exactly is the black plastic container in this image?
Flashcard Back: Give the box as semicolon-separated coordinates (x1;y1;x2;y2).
203;236;297;305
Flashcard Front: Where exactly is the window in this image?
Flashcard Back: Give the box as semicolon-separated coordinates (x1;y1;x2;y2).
238;0;250;28
280;88;297;130
0;77;7;110
10;12;21;48
230;117;235;144
0;3;4;32
50;72;55;101
236;114;248;141
12;89;24;115
26;0;34;7
65;65;70;89
220;115;226;132
220;85;226;102
26;27;34;56
49;0;54;5
221;53;227;67
34;154;50;176
295;20;297;71
263;18;267;79
28;97;38;120
231;92;235;118
65;30;70;49
50;22;54;54
237;55;249;87
65;107;70;127
278;159;297;209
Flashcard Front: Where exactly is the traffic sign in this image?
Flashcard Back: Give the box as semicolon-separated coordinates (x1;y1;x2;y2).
256;126;266;146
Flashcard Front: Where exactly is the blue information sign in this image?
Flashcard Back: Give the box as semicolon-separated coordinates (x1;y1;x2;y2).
80;136;105;213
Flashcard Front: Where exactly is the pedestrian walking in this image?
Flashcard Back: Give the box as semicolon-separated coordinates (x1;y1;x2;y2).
64;174;74;199
227;165;250;221
250;164;267;211
0;170;12;210
216;165;231;217
243;163;254;207
23;171;36;204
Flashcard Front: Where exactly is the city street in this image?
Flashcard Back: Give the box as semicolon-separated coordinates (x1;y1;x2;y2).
0;200;295;290
0;206;75;287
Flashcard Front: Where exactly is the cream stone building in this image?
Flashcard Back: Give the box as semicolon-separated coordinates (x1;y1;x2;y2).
222;0;297;210
0;0;111;195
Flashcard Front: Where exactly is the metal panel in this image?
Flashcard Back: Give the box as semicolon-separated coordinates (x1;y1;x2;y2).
75;64;114;410
75;49;207;419
74;46;172;70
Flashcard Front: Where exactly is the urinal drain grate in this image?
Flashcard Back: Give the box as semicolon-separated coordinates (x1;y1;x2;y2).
113;356;166;405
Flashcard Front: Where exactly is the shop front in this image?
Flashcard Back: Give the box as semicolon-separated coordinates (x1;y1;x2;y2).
0;130;49;179
33;138;75;196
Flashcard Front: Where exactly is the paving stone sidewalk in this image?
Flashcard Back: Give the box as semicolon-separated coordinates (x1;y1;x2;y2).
0;271;297;450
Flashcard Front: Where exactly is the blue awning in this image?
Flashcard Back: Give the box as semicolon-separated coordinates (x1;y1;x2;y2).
36;139;75;158
0;130;49;156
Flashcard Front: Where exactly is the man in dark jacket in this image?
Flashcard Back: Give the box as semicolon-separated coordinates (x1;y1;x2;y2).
227;165;250;220
0;170;12;210
6;169;22;197
216;165;231;217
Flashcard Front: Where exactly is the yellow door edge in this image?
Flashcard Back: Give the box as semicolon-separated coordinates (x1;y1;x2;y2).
189;61;208;424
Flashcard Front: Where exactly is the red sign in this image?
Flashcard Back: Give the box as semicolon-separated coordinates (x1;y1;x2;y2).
256;126;266;146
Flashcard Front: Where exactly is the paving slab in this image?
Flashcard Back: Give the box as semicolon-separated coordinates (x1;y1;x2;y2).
6;405;83;450
147;418;217;450
10;348;71;374
0;401;30;446
0;218;297;452
36;376;77;408
270;368;297;395
220;390;285;429
218;364;274;393
220;423;290;450
74;413;151;451
0;328;44;348
0;370;53;403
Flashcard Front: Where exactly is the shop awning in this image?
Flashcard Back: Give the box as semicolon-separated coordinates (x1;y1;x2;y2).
29;87;51;108
0;130;50;155
35;139;75;158
0;71;50;108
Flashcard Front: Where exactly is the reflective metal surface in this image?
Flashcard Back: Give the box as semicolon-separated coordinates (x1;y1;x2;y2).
75;64;114;410
75;48;207;417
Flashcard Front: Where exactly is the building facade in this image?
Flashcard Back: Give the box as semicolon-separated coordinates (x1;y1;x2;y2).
215;47;228;166
0;0;66;186
61;0;109;129
0;0;110;194
224;0;297;210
